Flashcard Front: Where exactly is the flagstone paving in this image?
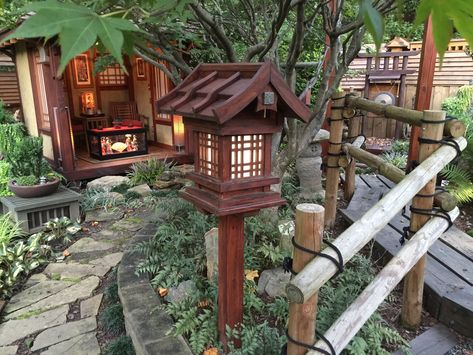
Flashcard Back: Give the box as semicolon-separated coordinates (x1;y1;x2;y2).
0;200;157;354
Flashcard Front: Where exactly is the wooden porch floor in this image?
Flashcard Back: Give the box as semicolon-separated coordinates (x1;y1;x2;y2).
66;145;192;180
340;174;473;338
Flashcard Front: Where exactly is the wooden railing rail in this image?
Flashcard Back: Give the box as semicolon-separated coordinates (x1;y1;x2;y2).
308;207;460;354
344;95;465;138
286;135;466;304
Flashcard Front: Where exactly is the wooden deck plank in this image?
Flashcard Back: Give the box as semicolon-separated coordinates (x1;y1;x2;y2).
392;324;457;355
340;175;473;337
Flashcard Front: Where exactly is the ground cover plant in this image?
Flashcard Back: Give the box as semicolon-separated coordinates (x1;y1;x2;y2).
135;189;409;354
441;85;473;204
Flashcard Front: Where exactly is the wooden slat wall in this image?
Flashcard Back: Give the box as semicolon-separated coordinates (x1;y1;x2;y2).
0;54;20;108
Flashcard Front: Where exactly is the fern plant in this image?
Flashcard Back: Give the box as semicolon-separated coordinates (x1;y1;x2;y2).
441;85;473;204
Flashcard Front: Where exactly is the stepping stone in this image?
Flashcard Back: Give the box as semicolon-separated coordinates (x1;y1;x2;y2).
43;262;110;279
111;218;144;232
89;252;123;268
24;273;49;287
6;276;100;320
128;183;152;197
40;331;100;355
68;237;114;253
393;324;457;355
85;209;124;222
87;175;130;191
80;294;103;318
0;305;68;346
5;280;74;315
0;345;18;355
32;317;96;351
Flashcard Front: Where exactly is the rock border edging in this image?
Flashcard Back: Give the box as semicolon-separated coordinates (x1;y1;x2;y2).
118;223;192;355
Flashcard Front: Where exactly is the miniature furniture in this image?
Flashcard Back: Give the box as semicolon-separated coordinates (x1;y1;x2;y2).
0;186;81;233
156;61;311;348
87;125;147;160
109;101;145;127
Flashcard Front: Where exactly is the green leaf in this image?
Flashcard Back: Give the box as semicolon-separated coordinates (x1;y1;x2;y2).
2;0;141;75
360;0;384;51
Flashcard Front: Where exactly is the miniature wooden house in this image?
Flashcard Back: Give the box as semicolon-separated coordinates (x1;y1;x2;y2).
157;62;311;216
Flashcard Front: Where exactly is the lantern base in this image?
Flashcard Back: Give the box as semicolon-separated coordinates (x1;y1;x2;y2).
180;187;286;216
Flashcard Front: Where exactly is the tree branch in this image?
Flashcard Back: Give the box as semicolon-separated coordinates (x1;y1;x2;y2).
189;2;237;62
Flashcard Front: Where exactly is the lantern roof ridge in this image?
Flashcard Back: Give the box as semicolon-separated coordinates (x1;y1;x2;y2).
156;61;311;124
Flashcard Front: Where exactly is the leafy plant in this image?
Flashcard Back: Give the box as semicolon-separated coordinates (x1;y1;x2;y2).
105;283;120;304
0;161;13;197
442;165;473;204
127;157;173;186
80;188;125;212
40;217;81;244
103;336;135;355
381;151;407;169
15;175;38;186
101;304;126;336
0;214;52;297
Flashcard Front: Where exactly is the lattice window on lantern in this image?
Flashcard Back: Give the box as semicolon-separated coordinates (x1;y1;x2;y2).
231;135;264;179
197;132;219;177
97;64;126;86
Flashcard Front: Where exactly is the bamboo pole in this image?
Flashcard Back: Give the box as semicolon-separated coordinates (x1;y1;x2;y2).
309;207;460;354
344;95;362;201
324;92;346;228
401;110;445;328
285;136;467;304
343;143;457;211
287;204;324;355
344;95;465;138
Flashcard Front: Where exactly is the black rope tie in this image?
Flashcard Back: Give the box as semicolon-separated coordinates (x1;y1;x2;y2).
420;115;455;125
416;186;446;198
283;237;344;276
418;137;462;161
282;329;336;355
399;205;453;245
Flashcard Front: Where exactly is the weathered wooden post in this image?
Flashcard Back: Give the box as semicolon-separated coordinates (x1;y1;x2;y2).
156;62;311;350
343;93;362;201
287;204;324;355
401;110;446;328
325;91;346;228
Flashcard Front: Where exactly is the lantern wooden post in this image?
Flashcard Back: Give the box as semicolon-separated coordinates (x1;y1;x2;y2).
325;91;346;228
401;110;445;328
156;62;312;352
287;204;324;355
218;214;245;349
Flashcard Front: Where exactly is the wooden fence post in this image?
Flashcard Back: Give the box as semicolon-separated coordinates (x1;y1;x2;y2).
287;204;324;355
401;110;446;328
343;93;362;201
325;92;346;228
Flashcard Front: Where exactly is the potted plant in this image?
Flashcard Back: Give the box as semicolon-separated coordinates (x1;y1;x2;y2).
6;136;61;198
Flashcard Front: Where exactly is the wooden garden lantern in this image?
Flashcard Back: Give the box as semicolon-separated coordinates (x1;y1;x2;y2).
156;61;310;348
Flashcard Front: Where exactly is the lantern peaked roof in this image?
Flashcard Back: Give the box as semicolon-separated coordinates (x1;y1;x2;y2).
156;61;311;124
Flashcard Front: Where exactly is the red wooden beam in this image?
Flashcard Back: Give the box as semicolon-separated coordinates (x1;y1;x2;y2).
407;16;436;164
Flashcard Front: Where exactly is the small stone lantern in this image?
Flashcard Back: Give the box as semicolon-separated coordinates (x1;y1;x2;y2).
156;61;311;347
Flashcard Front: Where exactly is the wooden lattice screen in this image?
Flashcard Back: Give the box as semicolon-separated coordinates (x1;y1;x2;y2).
98;64;126;86
197;132;219;178
231;134;264;179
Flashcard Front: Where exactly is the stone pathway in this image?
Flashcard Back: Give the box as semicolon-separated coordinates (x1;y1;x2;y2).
0;196;157;354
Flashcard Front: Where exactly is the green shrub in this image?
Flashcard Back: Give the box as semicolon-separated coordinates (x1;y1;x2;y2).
0;101;16;124
103;336;135;355
381;151;407;169
0;161;13;197
123;191;141;201
101;304;125;336
105;283;120;304
15;175;38;186
127;158;173;186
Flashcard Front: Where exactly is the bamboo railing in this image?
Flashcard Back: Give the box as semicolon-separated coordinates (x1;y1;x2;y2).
286;94;467;354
